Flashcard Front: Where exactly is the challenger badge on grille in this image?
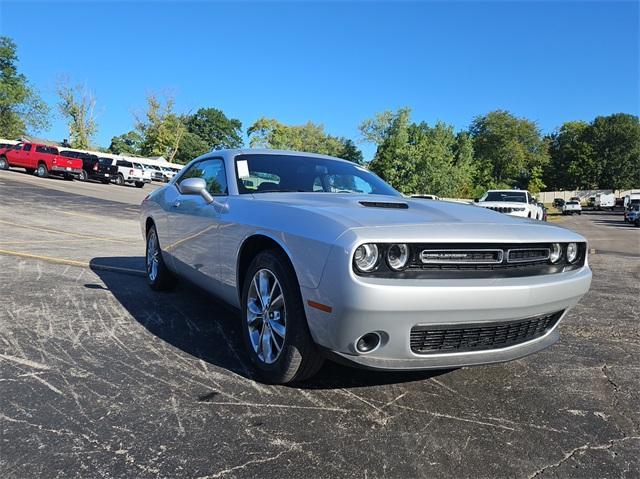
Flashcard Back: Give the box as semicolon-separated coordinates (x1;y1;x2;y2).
420;249;504;264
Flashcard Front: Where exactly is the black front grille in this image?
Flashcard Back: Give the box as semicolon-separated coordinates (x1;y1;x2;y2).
487;206;516;213
410;311;563;354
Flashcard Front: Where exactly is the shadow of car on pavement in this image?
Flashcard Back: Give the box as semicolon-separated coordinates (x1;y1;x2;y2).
89;256;450;389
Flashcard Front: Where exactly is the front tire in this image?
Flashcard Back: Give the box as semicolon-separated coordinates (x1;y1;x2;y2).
145;226;176;291
241;250;323;384
0;156;8;170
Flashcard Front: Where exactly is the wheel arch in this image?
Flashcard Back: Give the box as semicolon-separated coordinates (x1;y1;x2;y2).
145;216;155;236
236;233;297;305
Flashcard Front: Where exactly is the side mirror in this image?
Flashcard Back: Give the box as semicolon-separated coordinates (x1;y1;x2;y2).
178;177;214;204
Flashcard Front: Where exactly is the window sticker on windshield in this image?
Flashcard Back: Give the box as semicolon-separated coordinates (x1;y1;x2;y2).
237;160;250;178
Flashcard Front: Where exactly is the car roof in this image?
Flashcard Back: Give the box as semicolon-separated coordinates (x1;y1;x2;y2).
207;148;355;166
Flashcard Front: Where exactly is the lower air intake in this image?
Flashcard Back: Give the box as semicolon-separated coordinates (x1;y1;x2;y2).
410;311;563;354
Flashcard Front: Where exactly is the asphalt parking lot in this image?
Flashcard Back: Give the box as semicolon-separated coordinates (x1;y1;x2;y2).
1;168;638;478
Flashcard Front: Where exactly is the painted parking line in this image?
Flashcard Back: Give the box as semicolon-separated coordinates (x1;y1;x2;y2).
0;248;146;277
0;219;137;244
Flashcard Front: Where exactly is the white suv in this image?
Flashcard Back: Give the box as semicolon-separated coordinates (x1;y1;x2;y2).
562;200;582;215
475;190;544;220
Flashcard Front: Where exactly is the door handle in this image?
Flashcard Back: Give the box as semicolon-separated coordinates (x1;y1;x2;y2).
173;200;181;208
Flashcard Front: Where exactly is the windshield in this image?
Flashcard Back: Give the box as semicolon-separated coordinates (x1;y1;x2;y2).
481;191;527;203
234;154;400;196
567;201;579;205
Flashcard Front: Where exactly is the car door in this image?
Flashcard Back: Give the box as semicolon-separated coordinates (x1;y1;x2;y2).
166;157;229;294
19;143;33;167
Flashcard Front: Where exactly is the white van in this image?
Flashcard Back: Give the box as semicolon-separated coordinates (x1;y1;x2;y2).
595;193;615;211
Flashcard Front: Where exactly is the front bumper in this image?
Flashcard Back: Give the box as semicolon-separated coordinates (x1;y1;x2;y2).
302;253;592;370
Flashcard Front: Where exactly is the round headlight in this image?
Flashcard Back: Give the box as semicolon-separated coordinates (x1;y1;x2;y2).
566;243;579;263
354;244;379;272
386;243;409;270
549;243;562;263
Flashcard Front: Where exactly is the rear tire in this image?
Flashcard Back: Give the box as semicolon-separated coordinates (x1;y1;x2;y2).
240;249;324;384
145;225;176;291
78;170;88;181
115;174;124;186
0;156;8;170
36;163;48;178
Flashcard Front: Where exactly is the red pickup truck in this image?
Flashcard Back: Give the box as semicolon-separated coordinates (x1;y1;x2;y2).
0;142;83;179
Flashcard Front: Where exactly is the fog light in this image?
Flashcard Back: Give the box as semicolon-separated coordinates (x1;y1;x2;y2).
356;333;381;353
549;243;562;263
566;243;579;263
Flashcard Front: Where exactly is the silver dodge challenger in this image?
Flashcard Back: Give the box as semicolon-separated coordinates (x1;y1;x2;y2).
140;149;592;383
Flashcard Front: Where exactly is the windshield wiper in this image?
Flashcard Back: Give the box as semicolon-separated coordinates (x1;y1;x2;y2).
254;189;306;193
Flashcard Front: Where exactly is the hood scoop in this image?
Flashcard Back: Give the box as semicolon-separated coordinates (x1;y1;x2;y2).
359;201;409;209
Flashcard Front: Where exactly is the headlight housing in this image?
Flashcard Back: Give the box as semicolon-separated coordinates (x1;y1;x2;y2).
386;243;409;270
549;243;562;263
353;243;379;272
566;242;579;263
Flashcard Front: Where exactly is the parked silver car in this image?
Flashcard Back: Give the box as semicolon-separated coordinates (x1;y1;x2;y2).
140;149;592;383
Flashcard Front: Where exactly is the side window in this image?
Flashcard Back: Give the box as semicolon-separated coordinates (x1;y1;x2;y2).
23;144;32;152
179;158;227;195
13;144;23;151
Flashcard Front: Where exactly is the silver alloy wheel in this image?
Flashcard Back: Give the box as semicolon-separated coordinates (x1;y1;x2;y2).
37;165;46;177
146;230;159;282
0;158;7;169
246;268;286;364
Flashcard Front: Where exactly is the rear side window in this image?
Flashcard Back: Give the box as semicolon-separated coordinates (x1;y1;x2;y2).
38;146;60;155
98;158;113;166
116;160;132;167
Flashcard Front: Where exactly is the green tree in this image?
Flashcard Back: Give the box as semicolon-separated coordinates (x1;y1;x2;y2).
247;117;363;162
469;110;549;189
586;113;640;190
0;36;49;138
186;108;242;150
135;94;185;160
545;121;594;190
173;108;243;164
360;108;475;197
108;130;143;155
337;138;364;164
57;79;97;149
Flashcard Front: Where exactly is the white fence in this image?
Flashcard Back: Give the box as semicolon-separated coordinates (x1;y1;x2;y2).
536;189;640;204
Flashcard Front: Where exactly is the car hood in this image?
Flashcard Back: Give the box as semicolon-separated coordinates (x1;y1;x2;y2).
251;193;510;225
249;193;584;244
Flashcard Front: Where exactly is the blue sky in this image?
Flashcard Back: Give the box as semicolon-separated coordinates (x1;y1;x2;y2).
1;1;638;160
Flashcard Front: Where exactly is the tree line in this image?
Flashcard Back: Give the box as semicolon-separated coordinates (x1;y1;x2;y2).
1;36;638;196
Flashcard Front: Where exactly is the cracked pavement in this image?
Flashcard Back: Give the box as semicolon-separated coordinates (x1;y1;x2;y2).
0;169;638;478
